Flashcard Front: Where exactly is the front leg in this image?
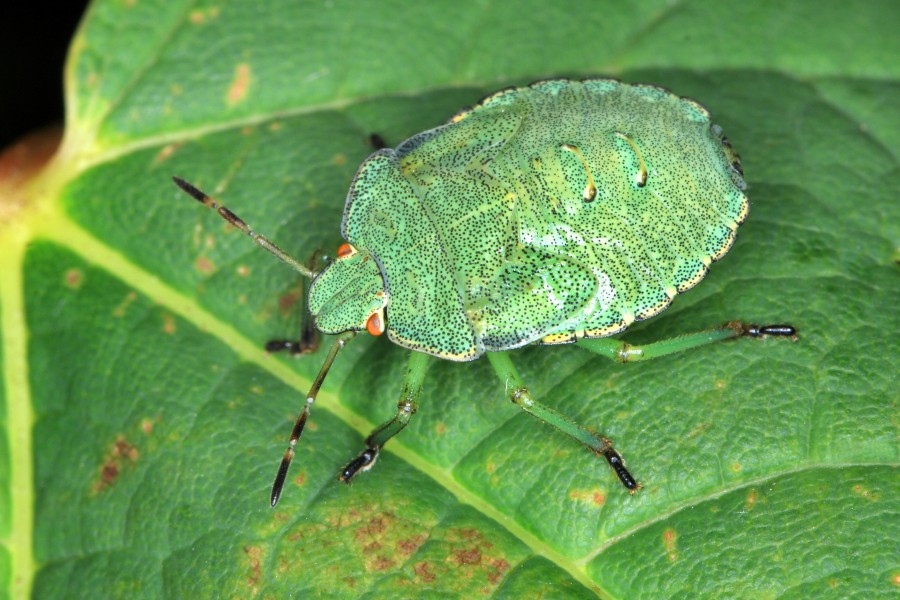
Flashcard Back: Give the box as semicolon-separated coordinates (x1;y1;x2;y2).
339;351;431;482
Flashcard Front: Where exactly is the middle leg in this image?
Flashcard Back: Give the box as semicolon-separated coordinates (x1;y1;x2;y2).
486;352;639;492
266;251;324;356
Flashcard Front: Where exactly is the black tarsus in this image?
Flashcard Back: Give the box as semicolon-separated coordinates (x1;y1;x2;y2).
603;447;640;492
339;447;379;483
745;324;797;338
368;133;388;150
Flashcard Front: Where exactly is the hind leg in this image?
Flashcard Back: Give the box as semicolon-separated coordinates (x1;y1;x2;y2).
577;321;796;363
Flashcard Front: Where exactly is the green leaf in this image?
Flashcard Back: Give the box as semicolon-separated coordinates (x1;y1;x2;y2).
2;1;898;597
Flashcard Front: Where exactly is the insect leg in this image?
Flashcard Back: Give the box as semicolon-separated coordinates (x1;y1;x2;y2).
270;331;356;507
576;321;797;363
172;176;317;279
339;351;430;483
486;352;640;493
368;133;388;150
266;251;322;356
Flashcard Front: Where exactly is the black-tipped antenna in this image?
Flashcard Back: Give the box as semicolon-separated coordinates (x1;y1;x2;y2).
270;331;356;507
172;176;316;279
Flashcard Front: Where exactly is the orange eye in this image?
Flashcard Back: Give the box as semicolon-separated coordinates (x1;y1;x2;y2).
366;309;385;336
337;243;353;258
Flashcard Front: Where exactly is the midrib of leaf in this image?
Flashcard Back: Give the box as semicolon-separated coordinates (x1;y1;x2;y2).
0;235;34;600
31;211;609;597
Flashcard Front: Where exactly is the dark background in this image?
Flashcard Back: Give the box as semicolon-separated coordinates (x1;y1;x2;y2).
1;3;88;148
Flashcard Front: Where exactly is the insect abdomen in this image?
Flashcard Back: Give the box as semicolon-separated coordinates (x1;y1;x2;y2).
469;80;749;344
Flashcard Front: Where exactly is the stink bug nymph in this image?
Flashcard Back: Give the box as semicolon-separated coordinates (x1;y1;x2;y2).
173;79;796;507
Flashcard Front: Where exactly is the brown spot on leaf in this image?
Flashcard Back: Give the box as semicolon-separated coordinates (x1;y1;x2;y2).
452;548;482;566
243;545;262;595
100;462;118;485
278;286;303;316
236;264;250;277
851;484;880;501
435;422;446;435
188;7;220;24
745;488;757;511
663;528;678;562
114;437;139;461
371;556;395;571
347;511;410;573
332;153;347;166
487;558;510;585
355;515;388;540
568;488;606;508
64;268;83;288
195;256;214;273
92;435;139;492
141;418;154;435
442;528;511;589
415;561;436;583
162;313;176;334
227;63;251;106
397;534;426;556
730;462;742;473
153;143;180;164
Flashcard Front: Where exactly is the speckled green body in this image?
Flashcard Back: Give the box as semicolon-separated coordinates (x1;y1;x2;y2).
309;79;748;361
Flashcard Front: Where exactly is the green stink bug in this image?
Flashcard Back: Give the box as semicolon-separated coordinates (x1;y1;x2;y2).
173;78;795;507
